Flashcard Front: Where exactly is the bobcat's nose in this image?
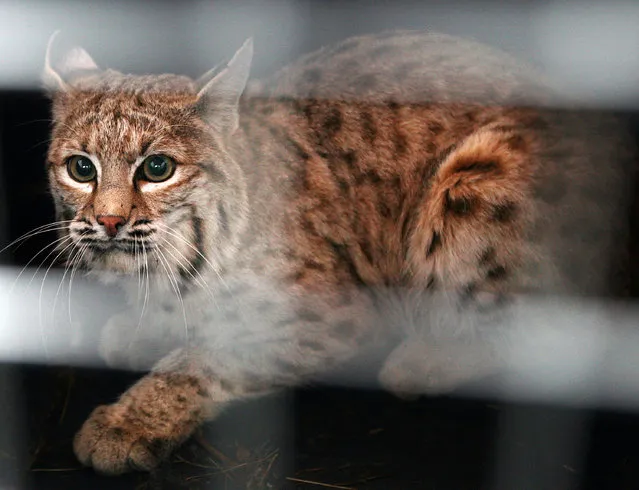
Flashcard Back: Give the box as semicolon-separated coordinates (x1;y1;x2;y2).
96;215;126;238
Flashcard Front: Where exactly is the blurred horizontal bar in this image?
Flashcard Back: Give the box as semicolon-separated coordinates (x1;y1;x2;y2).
3;266;639;411
0;0;637;107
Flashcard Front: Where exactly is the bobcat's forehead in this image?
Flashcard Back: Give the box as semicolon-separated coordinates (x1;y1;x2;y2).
48;88;212;166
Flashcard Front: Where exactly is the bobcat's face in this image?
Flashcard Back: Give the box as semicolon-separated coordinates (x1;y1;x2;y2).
47;87;220;276
44;39;253;280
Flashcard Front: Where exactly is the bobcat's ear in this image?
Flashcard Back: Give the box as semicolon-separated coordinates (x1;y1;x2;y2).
196;38;253;135
43;31;100;93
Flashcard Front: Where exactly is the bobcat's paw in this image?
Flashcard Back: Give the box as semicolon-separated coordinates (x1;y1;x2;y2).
74;404;173;475
379;340;499;398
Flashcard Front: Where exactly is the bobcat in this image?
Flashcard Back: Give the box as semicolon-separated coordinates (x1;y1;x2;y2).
39;31;633;474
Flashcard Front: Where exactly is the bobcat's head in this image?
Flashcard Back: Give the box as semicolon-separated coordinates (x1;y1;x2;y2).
43;34;252;282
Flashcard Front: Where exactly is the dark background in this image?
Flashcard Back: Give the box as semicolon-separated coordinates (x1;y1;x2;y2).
1;1;639;488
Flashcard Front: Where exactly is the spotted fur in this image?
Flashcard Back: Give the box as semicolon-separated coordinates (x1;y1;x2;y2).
39;31;634;474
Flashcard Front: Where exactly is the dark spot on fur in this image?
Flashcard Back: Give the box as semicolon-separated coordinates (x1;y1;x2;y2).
217;203;229;235
487;265;507;280
506;134;527;151
426;232;441;256
61;206;75;221
322;108;343;134
333;320;356;338
189;211;206;279
359;240;375;263
304;259;326;271
176;394;187;403
492;202;517;222
492;125;519;133
482;293;510;312
426;275;436;289
356;74;377;91
343;150;358;166
202;366;215;379
274;358;299;374
299;340;325;352
460;282;477;303
395;133;408;155
479;247;496;265
145;438;169;460
111;428;124;437
297;309;323;322
220;379;234;393
289;270;306;282
337;177;350;193
361;111;377;143
302;99;318;120
303;68;322;83
286;137;310;160
300;215;317;235
139;408;153;418
268;125;280;139
438;144;458;163
456;160;499;173
395;61;420;79
327;239;366;287
260;104;275;116
378;200;392;218
429;122;444;134
356;170;382;185
445;191;474;215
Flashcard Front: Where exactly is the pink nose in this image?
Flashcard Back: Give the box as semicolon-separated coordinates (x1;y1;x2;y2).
96;215;126;237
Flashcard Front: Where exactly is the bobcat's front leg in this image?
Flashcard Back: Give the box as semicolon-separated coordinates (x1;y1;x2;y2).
99;305;185;371
73;364;216;474
74;291;378;474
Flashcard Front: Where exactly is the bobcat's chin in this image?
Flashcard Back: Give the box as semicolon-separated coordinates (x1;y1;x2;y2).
84;247;152;276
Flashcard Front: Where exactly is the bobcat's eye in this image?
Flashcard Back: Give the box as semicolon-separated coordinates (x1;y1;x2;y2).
140;155;176;182
67;155;96;182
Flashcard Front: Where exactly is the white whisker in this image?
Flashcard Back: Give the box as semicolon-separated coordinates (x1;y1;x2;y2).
157;236;219;310
0;221;72;256
154;246;189;342
9;234;74;294
51;240;84;321
37;237;79;360
134;236;142;302
67;243;89;330
154;222;231;294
